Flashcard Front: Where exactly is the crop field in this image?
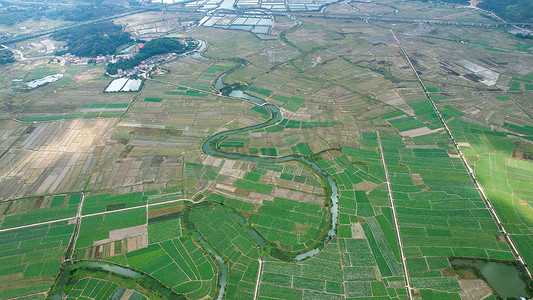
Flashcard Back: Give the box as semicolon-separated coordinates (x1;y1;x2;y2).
82;57;274;195
248;196;327;252
221;120;344;157
72;195;218;298
112;236;219;299
82;192;151;215
75;208;147;251
189;204;261;299
0;194;80;229
115;11;202;40
86;140;186;193
184;157;326;208
66;277;148;300
330;0;489;21
259;237;406;299
148;217;181;244
0;0;532;299
187;27;297;73
0;58;133;120
316;152;383;199
0;118;115;201
447;119;533;268
61;261;180;300
0;120;29;153
207;192;328;253
380;132;515;295
0;221;74;299
381;21;533;282
254;129;408;299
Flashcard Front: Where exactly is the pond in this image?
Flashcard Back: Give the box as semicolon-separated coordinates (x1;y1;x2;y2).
87;261;140;278
451;258;531;298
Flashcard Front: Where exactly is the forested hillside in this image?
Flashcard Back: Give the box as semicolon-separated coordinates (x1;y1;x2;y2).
53;21;132;57
478;0;533;23
106;38;195;75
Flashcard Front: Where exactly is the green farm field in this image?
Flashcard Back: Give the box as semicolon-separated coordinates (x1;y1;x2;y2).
0;1;532;299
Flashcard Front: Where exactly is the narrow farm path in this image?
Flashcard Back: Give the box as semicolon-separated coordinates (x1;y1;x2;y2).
376;130;413;300
0;197;196;233
390;28;532;278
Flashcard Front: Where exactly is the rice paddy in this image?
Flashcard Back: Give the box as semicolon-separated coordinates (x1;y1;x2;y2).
188;204;261;299
66;277;149;300
0;2;532;299
0;221;74;299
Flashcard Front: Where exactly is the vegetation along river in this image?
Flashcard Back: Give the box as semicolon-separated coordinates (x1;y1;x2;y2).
51;40;341;300
207;70;340;255
49;39;531;300
451;258;531;298
195;45;341;297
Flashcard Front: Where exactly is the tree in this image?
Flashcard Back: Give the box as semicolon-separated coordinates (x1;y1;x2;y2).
52;21;133;57
106;38;196;75
0;48;15;64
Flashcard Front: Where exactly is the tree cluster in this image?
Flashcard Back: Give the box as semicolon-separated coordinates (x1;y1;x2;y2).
106;38;196;75
478;0;533;23
0;2;130;27
0;48;14;64
53;21;133;57
0;6;45;26
45;5;129;22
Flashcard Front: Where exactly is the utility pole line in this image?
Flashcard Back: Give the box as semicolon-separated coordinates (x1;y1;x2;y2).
376;131;413;300
390;28;532;278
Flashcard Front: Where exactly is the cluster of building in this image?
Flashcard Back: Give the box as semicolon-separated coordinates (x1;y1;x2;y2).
112;52;178;77
58;53;110;66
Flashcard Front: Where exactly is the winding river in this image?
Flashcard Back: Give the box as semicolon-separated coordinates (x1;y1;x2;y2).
193;43;341;298
54;40;341;300
52;39;531;300
191;39;531;300
197;236;228;300
205;67;340;253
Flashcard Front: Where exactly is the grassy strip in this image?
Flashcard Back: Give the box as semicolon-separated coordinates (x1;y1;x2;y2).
49;261;186;300
144;98;163;102
82;103;129;108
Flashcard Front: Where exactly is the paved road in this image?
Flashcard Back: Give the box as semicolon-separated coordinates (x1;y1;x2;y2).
210;9;533;28
0;8;152;45
68;192;86;254
390;28;532;279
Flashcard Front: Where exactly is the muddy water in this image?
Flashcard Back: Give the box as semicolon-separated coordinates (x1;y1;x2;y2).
451;258;531;298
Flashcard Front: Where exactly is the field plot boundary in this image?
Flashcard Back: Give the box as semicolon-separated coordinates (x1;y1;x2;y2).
0;196;195;233
376;130;412;300
390;28;532;278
